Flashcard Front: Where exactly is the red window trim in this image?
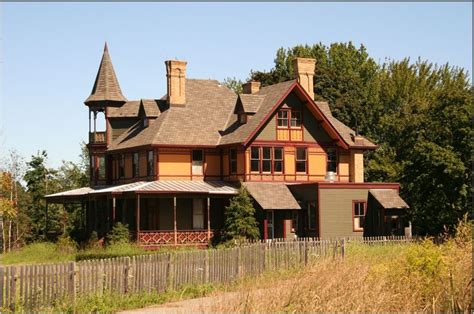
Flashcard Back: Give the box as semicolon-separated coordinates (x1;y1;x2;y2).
352;200;367;232
295;146;308;174
276;109;303;130
229;149;237;174
249;146;285;174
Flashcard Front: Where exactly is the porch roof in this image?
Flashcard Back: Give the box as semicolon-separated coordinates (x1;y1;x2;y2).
369;189;409;209
243;182;302;210
45;180;239;202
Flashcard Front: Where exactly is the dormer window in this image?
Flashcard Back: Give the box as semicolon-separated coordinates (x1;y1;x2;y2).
239;113;247;124
142;117;149;128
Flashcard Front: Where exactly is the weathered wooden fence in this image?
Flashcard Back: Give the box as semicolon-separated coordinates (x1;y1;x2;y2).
0;237;414;310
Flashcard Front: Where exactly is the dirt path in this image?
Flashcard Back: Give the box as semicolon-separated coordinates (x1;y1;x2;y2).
118;288;273;314
118;291;242;314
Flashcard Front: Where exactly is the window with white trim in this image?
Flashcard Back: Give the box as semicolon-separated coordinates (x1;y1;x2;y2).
353;201;366;231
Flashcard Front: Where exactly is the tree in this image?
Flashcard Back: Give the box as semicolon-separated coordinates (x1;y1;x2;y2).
23;151;62;241
221;187;260;242
249;43;472;235
223;77;244;94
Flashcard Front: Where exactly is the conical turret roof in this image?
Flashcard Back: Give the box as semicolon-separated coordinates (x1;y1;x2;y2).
85;43;127;105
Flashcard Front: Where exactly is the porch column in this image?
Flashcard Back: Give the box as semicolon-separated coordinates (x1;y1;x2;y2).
136;194;141;241
173;196;177;245
112;197;116;223
207;197;211;241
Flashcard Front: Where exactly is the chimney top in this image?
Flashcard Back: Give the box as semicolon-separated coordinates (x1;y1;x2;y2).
242;81;261;94
292;57;316;100
165;60;187;106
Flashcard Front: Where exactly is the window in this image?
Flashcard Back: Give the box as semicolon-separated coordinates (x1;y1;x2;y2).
295;147;307;173
229;149;237;174
290;111;302;128
353;201;366;231
147;151;154;176
273;147;283;173
192;150;203;175
277;110;289;127
192;199;204;229
327;148;337;173
142;118;149;128
239;113;247;124
98;156;105;180
132;153;139;178
262;147;271;172
250;147;260;172
119;154;125;178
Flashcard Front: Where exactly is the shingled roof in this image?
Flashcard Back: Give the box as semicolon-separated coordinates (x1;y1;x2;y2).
108;99;162;118
243;182;301;210
108;79;237;150
369;189;409;209
85;43;127;104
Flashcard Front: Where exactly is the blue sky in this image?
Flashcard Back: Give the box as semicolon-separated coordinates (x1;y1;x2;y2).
0;2;472;168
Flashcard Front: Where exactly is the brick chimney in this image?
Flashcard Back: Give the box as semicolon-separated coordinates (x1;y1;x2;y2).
165;60;187;106
292;58;316;100
242;81;261;94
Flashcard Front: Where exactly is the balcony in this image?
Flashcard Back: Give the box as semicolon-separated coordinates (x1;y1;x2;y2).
89;132;106;144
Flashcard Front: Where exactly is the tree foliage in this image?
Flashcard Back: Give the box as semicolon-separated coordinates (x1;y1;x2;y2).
222;187;260;242
250;43;472;235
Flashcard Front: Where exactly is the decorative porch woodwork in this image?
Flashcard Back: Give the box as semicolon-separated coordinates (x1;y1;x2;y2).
138;230;214;246
89;131;106;144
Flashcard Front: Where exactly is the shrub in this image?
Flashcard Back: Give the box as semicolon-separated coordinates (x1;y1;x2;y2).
86;231;101;249
106;222;130;245
75;242;148;261
56;234;77;254
221;187;259;244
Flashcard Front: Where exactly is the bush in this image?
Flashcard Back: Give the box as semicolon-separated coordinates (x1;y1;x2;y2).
221;187;259;243
56;234;77;254
86;231;101;249
106;222;130;245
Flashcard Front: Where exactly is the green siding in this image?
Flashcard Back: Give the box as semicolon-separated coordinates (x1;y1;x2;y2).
110;118;138;141
254;92;333;144
319;188;369;238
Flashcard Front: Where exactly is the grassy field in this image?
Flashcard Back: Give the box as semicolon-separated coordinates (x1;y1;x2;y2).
210;220;472;313
0;242;198;265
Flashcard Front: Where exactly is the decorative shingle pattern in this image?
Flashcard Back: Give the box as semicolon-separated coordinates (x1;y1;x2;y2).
243;182;301;210
108;99;162;118
85;44;127;104
369;189;409;209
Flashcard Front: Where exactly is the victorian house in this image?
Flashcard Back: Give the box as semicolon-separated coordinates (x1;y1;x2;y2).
46;44;410;248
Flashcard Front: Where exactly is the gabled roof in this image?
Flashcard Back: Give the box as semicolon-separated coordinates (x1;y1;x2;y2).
237;94;266;113
369;189;409;209
85;43;127;104
106;77;377;151
108;79;237;150
108;99;162;118
243;182;301;210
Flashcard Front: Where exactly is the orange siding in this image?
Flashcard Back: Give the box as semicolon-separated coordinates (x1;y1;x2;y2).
308;147;326;176
205;153;221;177
277;129;290;141
290;129;303;141
139;151;147;178
284;146;295;176
159;151;191;179
338;153;350;182
222;152;229;177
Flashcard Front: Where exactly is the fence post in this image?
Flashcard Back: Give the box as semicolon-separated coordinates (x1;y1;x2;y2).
124;257;130;294
304;241;308;266
166;253;174;291
68;262;76;307
0;267;4;309
341;239;345;259
237;247;242;278
205;250;210;283
383;236;387;246
9;267;16;311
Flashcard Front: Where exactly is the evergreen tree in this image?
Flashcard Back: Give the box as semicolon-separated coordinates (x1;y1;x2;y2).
222;187;260;242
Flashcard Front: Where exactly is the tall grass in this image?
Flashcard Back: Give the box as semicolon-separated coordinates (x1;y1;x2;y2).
211;219;472;313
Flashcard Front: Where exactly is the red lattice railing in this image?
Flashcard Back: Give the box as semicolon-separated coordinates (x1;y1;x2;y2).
138;230;213;246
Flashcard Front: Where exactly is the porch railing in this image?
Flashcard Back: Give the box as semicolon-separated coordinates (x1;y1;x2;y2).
138;230;213;246
89;131;106;144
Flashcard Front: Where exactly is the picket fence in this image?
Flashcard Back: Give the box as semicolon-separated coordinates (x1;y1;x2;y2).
0;236;415;310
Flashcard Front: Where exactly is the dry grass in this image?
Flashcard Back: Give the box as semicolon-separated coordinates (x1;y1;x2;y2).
211;220;472;313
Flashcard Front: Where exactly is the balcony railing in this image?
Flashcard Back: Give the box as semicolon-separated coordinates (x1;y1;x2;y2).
138;230;213;246
89;132;106;144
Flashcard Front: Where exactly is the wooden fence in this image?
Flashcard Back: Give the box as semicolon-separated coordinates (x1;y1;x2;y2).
0;237;415;310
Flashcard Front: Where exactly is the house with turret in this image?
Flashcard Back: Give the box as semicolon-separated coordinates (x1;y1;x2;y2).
46;44;410;247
